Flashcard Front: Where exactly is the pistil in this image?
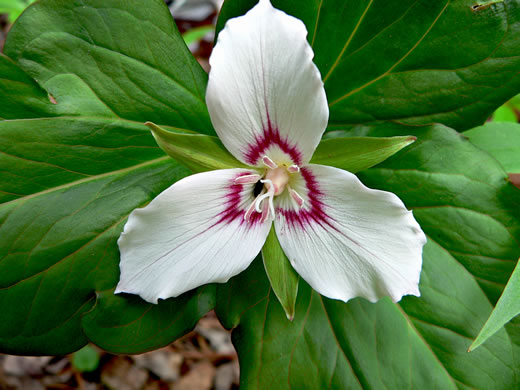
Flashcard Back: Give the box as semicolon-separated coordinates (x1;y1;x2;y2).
264;167;289;195
242;155;304;222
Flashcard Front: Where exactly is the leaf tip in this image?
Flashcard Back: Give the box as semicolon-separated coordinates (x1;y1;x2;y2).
405;136;417;144
467;342;478;352
144;121;157;130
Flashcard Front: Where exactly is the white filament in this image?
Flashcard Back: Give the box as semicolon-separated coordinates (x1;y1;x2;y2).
255;179;275;218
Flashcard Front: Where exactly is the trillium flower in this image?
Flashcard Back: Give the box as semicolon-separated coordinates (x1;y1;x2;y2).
115;0;426;304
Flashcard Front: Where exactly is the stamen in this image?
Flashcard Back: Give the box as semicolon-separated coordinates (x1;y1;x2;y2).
262;155;278;169
287;164;300;173
260;198;270;222
234;174;261;185
289;187;305;208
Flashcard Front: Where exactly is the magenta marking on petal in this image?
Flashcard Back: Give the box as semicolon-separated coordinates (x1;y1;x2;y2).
245;114;303;166
215;172;265;228
279;167;334;231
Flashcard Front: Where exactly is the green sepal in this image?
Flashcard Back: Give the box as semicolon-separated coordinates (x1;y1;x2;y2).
261;226;299;321
470;258;520;351
146;122;247;173
310;135;416;172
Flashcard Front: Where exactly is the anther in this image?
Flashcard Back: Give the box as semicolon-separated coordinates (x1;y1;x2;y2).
287;164;300;173
262;155;278;169
289;187;305;208
234;174;261;185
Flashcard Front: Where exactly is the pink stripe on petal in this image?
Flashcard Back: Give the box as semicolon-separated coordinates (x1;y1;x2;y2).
279;167;334;230
217;172;265;227
245;114;303;166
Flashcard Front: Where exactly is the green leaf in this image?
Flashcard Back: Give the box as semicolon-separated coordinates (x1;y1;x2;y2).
464;121;520;173
146;122;246;173
0;149;194;354
215;125;520;389
218;0;520;131
310;135;415;172
71;344;100;372
470;258;520;351
261;226;299;321
4;0;214;134
0;0;216;355
82;286;215;354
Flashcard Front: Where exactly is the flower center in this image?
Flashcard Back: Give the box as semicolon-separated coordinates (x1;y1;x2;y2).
235;155;305;223
264;167;289;195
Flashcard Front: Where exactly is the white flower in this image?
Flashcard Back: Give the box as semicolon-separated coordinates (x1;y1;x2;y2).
115;0;426;304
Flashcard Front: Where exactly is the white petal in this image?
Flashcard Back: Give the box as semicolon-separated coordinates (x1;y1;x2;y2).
116;169;271;303
274;164;426;303
206;0;328;167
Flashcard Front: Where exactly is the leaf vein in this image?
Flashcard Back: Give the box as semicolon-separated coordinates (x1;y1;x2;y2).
329;0;451;106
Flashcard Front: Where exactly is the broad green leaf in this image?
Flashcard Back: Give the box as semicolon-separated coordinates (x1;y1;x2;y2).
218;0;520;131
310;135;415;172
215;125;520;389
0;0;217;355
470;258;520;351
0;118;165;204
147;122;246;173
82;286;215;354
0;118;218;355
464;121;520;173
261;226;299;321
4;0;214;134
0;153;189;355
